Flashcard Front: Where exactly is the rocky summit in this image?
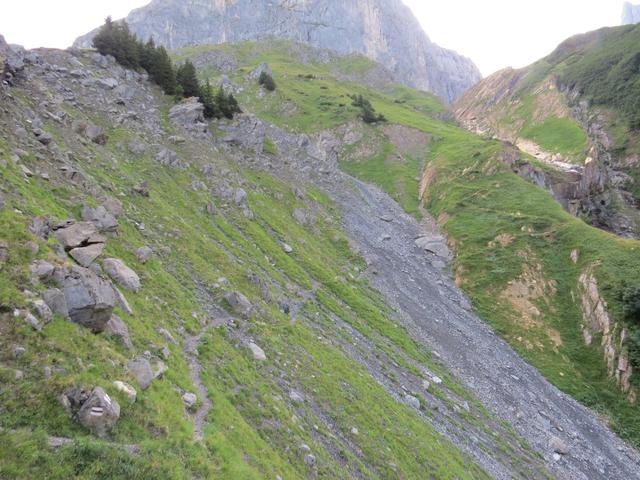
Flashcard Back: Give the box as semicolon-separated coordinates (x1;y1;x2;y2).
73;0;481;103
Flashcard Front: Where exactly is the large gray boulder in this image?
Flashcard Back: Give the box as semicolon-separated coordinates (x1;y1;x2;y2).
81;205;118;232
54;222;106;251
61;386;120;438
224;291;252;317
73;0;481;102
103;258;141;293
127;357;154;390
54;266;116;332
169;97;207;131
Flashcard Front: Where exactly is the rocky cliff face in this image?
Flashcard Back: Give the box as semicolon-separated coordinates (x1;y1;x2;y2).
622;2;640;24
73;0;481;103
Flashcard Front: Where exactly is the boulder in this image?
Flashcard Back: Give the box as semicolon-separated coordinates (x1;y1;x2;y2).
550;436;569;455
224;291;252;316
69;243;105;267
105;314;133;349
54;222;105;251
103;258;141;293
127;357;154;390
31;299;53;323
282;243;293;254
234;188;247;205
77;387;120;438
182;392;198;408
43;288;69;319
81;205;118;232
61;386;120;438
128;142;147;155
249;63;272;80
102;197;124;218
156;148;183;168
136;246;153;264
293;208;308;225
404;394;421;410
248;342;266;361
112;286;134;315
54;266;116;332
30;260;55;280
169;97;206;130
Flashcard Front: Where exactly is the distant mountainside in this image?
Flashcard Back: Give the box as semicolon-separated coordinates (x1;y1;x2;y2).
73;0;481;103
454;24;640;239
622;2;640;24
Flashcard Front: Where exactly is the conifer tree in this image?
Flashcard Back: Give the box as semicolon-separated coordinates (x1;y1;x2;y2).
176;61;200;98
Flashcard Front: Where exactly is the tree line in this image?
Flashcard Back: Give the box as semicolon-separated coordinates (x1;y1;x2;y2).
92;17;240;119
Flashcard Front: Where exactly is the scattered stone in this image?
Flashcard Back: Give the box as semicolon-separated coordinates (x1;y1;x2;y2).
224;291;252;317
570;249;579;264
105;314;133;349
103;197;124;218
168;135;185;144
430;375;443;385
32;299;53;323
113;381;137;403
20;164;33;177
112;285;134;315
293;208;308;225
43;366;52;379
303;454;316;468
404;394;421;410
282;243;293;254
234;188;247;205
30;260;55;280
153;360;168;379
81;205;118;232
156;148;182;168
248;342;266;361
103;258;141;293
379;234;391;242
15;370;24;380
54;266;116;332
12;345;26;359
128;142;147;155
127;357;154;390
422;380;430;391
29;216;52;239
23;312;42;331
289;390;304;404
550;436;569;455
205;202;216;216
182;392;198;408
136;246;153;264
69;243;105;267
379;215;393;222
97;77;118;89
350;427;359;435
133;182;150;197
85;124;107;145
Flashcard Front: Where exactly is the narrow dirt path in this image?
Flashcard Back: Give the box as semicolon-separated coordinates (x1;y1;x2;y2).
185;327;213;442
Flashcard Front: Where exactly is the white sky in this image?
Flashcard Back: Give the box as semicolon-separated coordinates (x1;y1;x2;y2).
0;1;627;76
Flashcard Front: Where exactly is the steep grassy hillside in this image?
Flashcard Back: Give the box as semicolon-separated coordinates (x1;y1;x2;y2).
0;42;558;479
175;40;640;446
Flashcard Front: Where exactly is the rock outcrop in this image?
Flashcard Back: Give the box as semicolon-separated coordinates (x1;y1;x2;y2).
622;2;640;24
73;0;481;102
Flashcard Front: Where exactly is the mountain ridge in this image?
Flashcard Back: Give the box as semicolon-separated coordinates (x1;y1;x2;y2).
73;0;481;103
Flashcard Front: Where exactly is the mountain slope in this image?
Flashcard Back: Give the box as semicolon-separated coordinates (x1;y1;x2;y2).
73;0;481;103
454;24;640;239
2;32;640;479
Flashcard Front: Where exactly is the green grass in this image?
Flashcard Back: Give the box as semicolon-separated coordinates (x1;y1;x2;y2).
1;48;538;478
521;116;588;157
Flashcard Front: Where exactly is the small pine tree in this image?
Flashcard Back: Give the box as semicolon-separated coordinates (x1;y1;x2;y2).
176;61;200;98
200;80;221;119
152;46;177;95
258;71;276;91
93;17;140;69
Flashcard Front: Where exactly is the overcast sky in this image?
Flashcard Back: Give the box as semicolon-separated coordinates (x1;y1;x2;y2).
0;1;627;76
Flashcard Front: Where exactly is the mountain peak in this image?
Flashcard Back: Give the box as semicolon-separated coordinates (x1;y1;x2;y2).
73;0;480;102
622;2;640;24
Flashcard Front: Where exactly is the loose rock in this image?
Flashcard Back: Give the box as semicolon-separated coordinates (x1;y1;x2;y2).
103;258;141;293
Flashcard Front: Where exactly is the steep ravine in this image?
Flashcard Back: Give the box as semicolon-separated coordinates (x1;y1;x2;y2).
324;174;640;480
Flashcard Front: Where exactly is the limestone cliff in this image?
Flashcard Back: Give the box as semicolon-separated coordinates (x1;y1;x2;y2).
73;0;481;103
622;2;640;24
